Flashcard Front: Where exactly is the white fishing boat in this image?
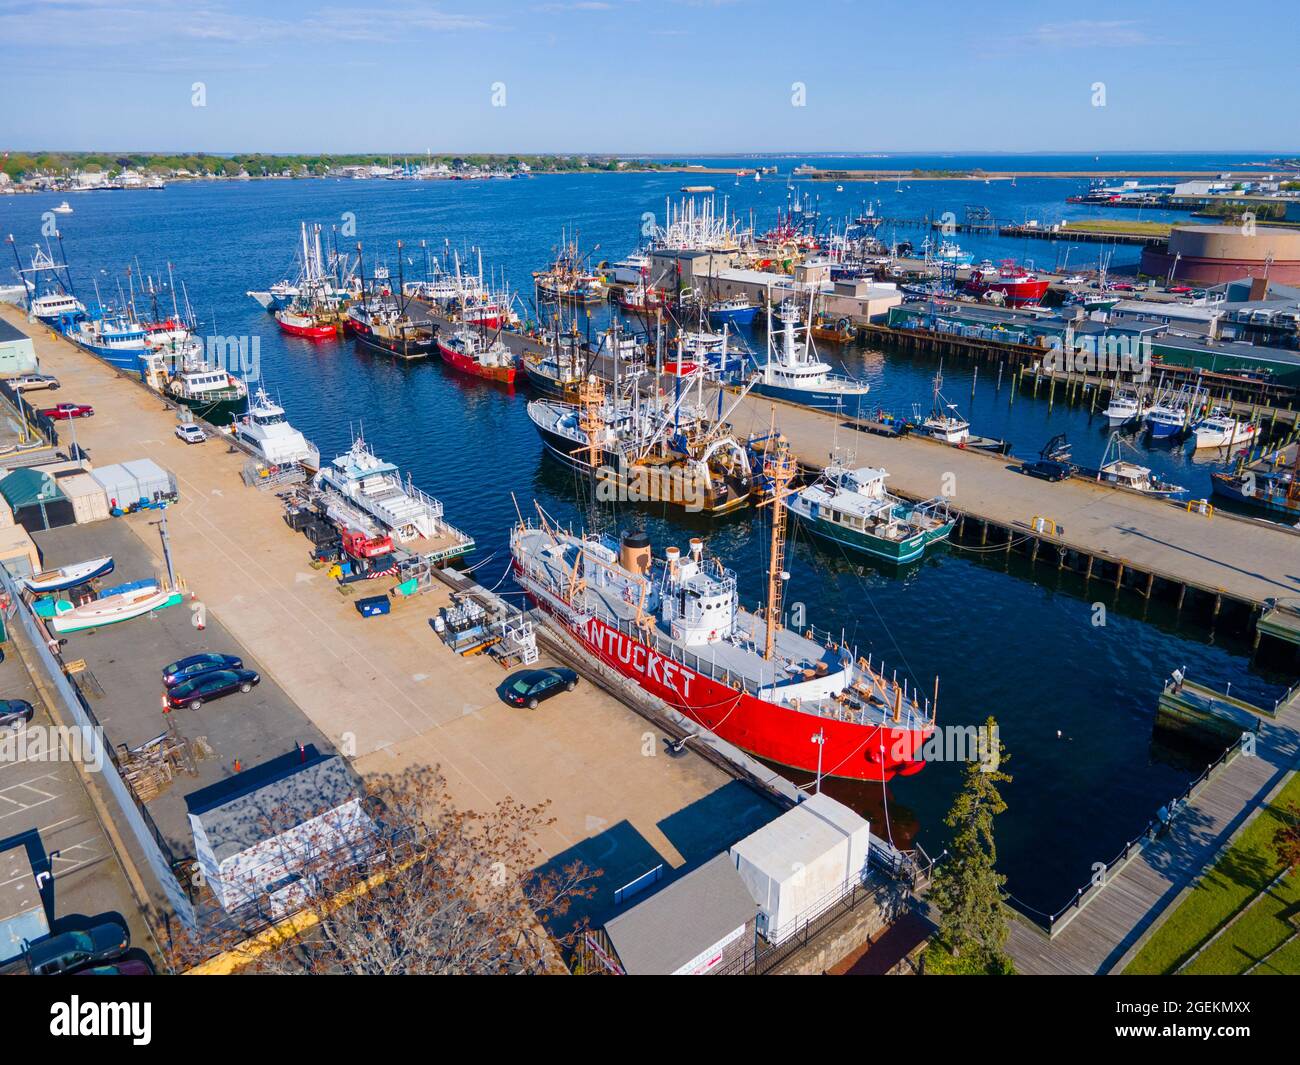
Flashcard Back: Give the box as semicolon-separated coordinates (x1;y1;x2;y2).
43;579;184;634
1102;388;1149;426
233;387;320;470
52;202;73;215
747;294;871;417
1191;409;1258;450
21;556;115;594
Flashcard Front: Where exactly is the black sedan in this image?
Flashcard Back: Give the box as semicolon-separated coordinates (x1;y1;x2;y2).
504;667;578;709
26;921;130;976
167;668;260;711
0;698;35;730
163;653;243;688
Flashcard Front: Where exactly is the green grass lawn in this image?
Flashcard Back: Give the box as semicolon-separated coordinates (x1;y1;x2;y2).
1063;218;1174;237
1124;771;1300;975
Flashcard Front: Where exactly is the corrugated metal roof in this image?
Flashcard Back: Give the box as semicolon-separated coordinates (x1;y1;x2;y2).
603;854;756;975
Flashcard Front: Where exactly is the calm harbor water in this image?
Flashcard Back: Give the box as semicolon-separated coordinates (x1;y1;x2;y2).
4;153;1291;915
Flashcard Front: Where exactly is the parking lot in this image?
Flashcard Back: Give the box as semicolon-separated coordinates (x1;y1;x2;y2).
0;633;156;968
30;518;332;861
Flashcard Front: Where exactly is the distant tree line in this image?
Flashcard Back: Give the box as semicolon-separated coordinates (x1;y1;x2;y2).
1;150;670;180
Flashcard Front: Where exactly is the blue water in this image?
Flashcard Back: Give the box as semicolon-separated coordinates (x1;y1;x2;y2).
4;154;1291;916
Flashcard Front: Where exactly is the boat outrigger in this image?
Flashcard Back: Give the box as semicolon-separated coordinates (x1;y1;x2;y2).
510;435;937;781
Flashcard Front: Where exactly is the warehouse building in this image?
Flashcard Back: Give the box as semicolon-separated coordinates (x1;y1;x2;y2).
0;319;39;376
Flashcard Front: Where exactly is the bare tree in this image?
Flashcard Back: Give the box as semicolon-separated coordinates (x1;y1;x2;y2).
169;766;599;974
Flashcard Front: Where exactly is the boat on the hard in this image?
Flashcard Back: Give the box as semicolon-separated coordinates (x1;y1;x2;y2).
232;386;321;472
38;578;184;635
21;556;115;595
963;260;1050;307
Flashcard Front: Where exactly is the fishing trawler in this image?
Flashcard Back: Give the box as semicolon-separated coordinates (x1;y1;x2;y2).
520;327;585;399
748;297;871;418
1211;447;1299;519
436;327;517;384
527;375;757;515
533;233;606;304
275;306;338;340
707;295;760;328
247;222;358;311
910;366;1010;453
510;438;937;782
1144;397;1188;440
232;386;320;471
66;310;150;374
785;463;954;563
7;238;85;323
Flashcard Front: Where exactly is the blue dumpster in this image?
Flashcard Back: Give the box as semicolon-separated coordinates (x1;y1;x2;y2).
356;595;390;618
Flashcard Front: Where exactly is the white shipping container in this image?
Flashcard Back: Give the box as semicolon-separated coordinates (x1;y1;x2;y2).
729;792;870;945
59;473;110;525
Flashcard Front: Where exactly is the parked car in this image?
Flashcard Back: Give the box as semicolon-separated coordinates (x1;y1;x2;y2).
162;652;243;688
37;402;93;420
73;958;155;976
1021;456;1071;482
1166;285;1193;295
0;698;35;731
504;667;578;709
8;373;60;392
166;668;260;711
175;423;207;444
26;921;130;975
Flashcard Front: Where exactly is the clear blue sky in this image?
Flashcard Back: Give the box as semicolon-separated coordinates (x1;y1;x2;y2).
2;0;1297;154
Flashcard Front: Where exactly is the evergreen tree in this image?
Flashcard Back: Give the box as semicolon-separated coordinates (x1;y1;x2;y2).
927;715;1013;973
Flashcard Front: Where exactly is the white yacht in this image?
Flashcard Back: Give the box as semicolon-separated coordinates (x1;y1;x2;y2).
747;298;871;417
233;388;320;470
313;435;447;543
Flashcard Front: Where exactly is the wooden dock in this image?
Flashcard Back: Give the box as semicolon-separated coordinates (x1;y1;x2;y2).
1005;684;1300;975
713;384;1300;635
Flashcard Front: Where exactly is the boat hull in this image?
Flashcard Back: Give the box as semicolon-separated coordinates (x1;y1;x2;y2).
708;306;759;328
517;569;929;781
276;315;337;340
750;381;872;419
792;509;953;563
437;340;517;384
49;588;184;634
21;556;115;594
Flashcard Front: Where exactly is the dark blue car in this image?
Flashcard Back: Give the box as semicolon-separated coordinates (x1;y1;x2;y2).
163;653;243;688
167;669;260;711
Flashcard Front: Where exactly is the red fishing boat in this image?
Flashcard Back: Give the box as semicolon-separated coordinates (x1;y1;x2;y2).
963;260;1050;307
275;309;337;339
436;328;517;384
510;439;937;782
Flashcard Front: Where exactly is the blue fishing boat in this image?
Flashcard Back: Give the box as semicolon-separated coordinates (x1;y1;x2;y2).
747;298;871;418
65;310;150;376
707;295;759;328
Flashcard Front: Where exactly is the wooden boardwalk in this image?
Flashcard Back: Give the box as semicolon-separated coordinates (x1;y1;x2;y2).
716;387;1300;611
1004;691;1300;975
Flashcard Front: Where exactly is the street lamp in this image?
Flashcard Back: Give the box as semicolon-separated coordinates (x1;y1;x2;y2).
811;729;826;794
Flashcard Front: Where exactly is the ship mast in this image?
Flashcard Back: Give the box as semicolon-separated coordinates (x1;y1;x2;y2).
758;412;796;661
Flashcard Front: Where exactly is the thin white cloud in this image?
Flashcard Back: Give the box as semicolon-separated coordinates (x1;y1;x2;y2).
1012;20;1154;49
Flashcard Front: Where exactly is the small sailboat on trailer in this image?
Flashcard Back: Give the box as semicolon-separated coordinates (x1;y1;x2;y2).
21;556;115;594
42;578;185;635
